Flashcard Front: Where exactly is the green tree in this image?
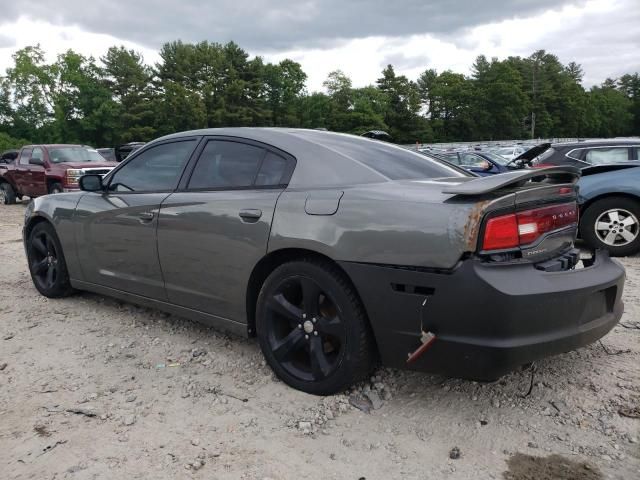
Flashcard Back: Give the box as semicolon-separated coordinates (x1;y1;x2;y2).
618;73;640;134
102;46;156;142
376;65;428;143
472;56;529;140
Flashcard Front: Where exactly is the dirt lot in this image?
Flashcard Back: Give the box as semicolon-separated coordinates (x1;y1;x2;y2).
1;201;638;479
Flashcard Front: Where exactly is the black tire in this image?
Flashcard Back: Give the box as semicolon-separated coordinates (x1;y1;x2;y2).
26;222;74;298
580;196;640;256
256;259;376;395
49;182;64;194
0;182;17;205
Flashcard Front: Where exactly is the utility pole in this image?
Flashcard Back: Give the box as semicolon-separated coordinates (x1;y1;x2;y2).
531;112;535;140
531;58;537;139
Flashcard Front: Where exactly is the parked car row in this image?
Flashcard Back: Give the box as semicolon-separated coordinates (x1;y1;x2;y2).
424;139;640;256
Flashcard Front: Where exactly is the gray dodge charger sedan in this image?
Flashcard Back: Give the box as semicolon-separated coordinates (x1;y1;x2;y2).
23;128;625;394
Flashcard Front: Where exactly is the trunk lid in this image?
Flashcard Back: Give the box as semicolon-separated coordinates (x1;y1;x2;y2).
442;167;581;264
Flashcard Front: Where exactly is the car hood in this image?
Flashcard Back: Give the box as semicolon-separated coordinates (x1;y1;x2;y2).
512;143;551;163
55;161;118;169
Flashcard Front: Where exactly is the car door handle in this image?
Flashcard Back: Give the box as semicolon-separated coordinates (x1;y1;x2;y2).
139;211;155;222
239;209;262;221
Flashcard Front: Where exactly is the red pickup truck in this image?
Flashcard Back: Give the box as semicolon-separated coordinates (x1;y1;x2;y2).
0;144;117;204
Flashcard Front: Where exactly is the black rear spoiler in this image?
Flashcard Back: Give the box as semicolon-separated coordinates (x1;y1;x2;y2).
443;166;580;195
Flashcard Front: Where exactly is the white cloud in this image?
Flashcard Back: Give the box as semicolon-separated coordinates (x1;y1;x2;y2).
261;0;640;91
0;16;159;73
0;0;637;92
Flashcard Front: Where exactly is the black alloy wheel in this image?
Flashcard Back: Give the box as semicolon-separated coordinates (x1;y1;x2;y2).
256;259;375;395
27;222;73;298
265;275;346;382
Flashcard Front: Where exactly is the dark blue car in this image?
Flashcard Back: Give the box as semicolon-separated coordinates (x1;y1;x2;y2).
436;151;511;176
435;144;550;176
578;162;640;256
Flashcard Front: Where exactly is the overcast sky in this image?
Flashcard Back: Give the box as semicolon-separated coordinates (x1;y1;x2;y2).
0;0;638;91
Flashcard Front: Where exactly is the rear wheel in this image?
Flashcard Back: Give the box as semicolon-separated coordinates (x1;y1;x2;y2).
0;182;17;205
27;222;74;297
256;259;376;395
580;197;640;256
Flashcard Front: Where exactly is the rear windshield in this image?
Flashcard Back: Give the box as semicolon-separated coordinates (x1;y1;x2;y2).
296;132;466;180
49;147;105;163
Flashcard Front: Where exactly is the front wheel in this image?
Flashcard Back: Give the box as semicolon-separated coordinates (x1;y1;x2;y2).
49;182;64;194
256;259;376;395
27;222;74;297
0;182;17;205
580;197;640;256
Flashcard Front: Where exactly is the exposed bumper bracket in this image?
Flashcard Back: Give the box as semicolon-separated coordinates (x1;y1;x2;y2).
406;331;437;364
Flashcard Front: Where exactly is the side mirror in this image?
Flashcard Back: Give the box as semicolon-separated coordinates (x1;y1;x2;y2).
29;157;44;165
79;174;104;192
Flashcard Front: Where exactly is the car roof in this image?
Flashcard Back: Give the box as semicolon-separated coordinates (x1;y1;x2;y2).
22;144;86;149
552;139;640;148
151;128;461;187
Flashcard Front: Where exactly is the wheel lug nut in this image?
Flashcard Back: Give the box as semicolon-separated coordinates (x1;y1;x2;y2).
304;334;309;340
302;313;306;319
312;318;316;323
298;324;302;329
314;331;318;336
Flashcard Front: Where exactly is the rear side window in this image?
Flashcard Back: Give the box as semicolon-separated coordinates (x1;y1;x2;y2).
187;141;291;190
584;148;630;164
109;140;196;192
189;141;265;189
255;152;289;186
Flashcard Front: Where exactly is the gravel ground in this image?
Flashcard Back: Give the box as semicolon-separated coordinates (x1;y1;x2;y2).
1;201;639;479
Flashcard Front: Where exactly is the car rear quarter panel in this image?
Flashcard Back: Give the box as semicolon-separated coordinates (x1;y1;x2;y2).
269;182;494;270
578;168;640;205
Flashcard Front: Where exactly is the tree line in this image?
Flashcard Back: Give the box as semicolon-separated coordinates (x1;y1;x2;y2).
0;41;638;151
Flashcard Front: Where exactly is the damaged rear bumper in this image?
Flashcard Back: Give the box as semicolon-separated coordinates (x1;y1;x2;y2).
339;250;625;381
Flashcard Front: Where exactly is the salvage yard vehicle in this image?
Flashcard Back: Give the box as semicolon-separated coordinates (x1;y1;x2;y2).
0;145;117;204
22;129;625;395
578;162;640;256
530;139;640;168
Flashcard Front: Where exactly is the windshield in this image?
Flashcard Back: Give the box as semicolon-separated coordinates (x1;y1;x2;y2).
493;148;514;156
481;152;510;165
49;147;105;163
292;132;466;180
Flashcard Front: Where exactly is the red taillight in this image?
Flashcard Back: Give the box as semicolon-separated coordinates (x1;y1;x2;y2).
482;202;578;251
483;214;519;250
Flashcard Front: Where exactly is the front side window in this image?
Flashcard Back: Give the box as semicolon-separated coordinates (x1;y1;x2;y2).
49;146;105;163
109;140;196;192
19;148;32;165
31;147;43;163
584;147;629;165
